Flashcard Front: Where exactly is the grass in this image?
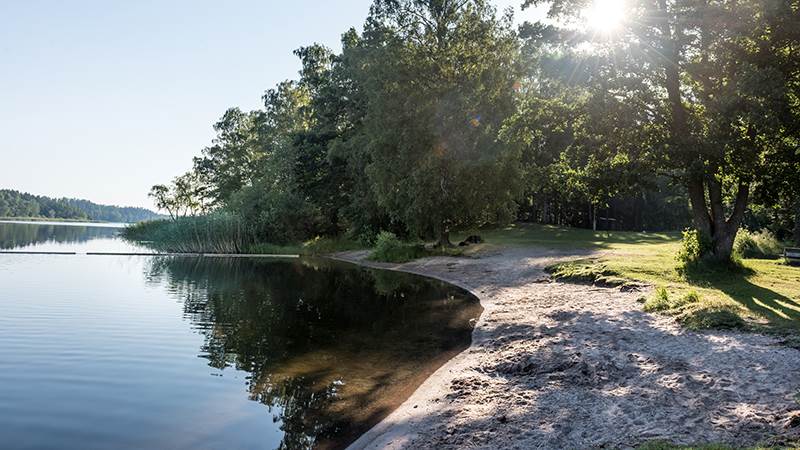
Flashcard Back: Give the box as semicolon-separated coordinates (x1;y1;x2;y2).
455;222;680;251
249;236;364;256
455;223;800;335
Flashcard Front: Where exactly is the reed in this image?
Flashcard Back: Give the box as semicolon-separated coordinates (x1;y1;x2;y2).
123;213;256;254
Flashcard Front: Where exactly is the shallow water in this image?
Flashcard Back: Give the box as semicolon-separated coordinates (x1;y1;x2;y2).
0;222;481;449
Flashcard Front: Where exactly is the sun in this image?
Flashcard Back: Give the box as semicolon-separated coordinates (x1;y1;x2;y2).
583;0;627;33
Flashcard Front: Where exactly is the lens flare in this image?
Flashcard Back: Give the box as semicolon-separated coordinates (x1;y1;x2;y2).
583;0;626;33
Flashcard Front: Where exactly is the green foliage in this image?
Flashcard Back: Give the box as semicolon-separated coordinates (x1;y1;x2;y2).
676;229;712;268
137;0;799;258
228;184;321;245
528;0;800;262
149;172;207;221
192;107;268;206
734;229;783;260
358;0;523;244
369;231;426;263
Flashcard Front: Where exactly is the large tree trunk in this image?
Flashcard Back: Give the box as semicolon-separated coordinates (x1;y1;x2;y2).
436;222;453;248
435;226;453;248
687;176;712;237
686;176;750;262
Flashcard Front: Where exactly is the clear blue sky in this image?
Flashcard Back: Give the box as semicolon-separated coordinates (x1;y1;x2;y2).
1;0;538;209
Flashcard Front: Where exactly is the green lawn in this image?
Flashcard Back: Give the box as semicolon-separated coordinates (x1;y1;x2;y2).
454;223;800;336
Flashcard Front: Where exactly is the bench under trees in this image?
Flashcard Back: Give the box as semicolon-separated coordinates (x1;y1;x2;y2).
785;248;800;266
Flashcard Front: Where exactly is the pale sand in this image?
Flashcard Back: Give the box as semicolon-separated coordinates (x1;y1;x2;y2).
334;247;800;449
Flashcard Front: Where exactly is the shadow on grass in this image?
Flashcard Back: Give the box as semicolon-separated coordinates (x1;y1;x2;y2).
683;262;800;330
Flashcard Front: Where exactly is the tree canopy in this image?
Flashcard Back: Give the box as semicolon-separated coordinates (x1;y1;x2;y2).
146;0;800;256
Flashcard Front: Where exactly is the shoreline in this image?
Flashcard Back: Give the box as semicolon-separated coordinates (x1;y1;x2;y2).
334;247;800;449
0;217;109;223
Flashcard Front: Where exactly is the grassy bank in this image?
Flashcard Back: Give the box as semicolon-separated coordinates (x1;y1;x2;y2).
455;224;800;336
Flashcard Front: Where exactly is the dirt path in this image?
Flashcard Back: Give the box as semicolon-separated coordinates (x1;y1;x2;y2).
336;247;800;449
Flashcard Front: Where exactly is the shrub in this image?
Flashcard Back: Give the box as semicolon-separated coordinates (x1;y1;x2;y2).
734;228;782;259
369;231;425;263
644;287;671;312
676;228;711;267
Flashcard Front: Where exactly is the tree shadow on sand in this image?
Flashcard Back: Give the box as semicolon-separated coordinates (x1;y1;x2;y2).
376;308;800;449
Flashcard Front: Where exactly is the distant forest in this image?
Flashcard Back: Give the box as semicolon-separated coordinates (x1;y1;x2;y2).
0;189;161;223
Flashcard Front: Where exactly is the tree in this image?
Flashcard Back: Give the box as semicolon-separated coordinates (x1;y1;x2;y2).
149;185;177;220
502;56;658;231
192;108;267;206
357;0;523;246
149;172;206;220
524;0;800;261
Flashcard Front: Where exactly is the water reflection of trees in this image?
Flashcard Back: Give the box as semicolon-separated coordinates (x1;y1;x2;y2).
0;222;118;250
145;257;481;450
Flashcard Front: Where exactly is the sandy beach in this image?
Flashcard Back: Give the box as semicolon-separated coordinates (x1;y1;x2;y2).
335;247;800;449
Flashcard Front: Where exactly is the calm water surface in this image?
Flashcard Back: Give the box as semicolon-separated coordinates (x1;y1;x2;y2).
0;221;481;449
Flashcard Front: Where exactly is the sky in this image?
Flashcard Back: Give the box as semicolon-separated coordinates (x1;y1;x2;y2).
1;0;543;210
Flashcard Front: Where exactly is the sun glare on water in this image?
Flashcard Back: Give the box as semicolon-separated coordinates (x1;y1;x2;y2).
583;0;627;33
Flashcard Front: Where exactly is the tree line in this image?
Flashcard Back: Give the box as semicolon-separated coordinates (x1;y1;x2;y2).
150;0;800;261
0;189;161;223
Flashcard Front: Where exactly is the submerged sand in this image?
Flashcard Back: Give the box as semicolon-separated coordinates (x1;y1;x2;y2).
335;247;800;449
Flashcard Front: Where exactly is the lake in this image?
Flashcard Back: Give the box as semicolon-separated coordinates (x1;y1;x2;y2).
0;221;481;449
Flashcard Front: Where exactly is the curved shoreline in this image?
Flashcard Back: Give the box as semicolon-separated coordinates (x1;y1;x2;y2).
333;248;800;449
327;252;491;449
331;248;589;449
